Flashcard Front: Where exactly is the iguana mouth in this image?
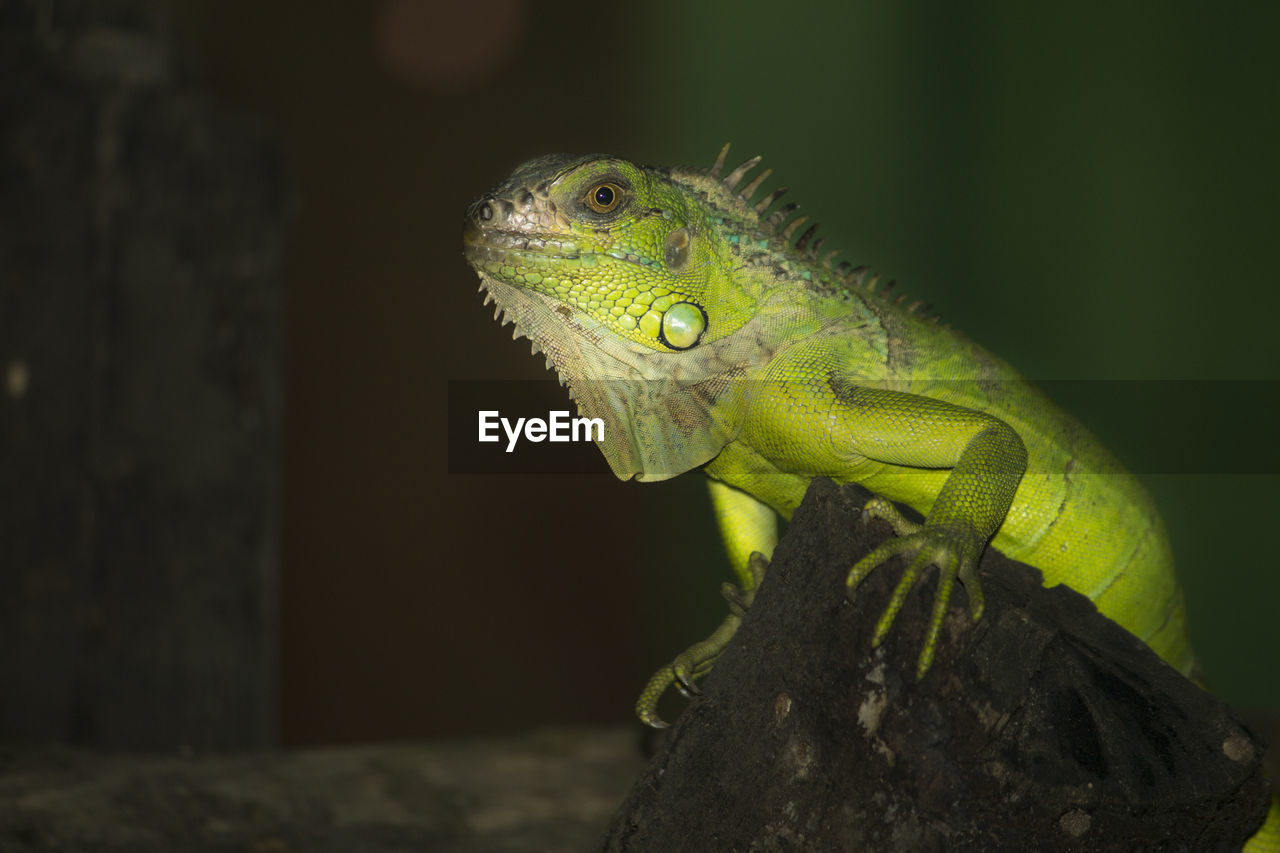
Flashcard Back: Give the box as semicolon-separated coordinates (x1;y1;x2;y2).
463;221;590;381
462;222;583;262
464;222;655;275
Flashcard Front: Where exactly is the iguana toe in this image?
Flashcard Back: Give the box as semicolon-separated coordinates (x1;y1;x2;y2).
847;519;984;678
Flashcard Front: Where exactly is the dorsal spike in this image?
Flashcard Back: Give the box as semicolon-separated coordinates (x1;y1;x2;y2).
709;143;731;179
722;155;763;191
767;202;800;230
835;260;854;276
753;186;789;215
822;249;841;269
781;215;810;242
808;236;826;260
795;222;820;251
738;168;772;201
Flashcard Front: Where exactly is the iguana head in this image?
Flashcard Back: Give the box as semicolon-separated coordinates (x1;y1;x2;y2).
462;150;770;350
462;147;860;479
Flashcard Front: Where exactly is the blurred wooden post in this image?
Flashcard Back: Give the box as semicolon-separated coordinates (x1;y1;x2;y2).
0;0;284;749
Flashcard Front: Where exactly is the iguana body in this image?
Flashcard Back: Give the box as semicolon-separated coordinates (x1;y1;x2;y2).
462;147;1278;850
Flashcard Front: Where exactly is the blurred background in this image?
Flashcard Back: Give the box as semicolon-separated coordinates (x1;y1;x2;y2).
3;0;1277;751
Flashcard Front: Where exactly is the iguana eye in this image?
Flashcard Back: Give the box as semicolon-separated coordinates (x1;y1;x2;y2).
585;182;624;214
659;302;707;350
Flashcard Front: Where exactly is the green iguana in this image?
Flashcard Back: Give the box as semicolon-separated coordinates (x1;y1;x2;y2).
462;146;1279;850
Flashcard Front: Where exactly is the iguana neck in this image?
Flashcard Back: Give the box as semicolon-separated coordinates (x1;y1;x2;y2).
477;277;859;481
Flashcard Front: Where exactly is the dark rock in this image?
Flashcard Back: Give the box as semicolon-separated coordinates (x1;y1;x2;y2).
604;478;1270;852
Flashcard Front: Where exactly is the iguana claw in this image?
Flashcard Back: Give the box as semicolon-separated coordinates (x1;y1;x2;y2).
634;553;769;728
635;611;741;727
847;497;985;679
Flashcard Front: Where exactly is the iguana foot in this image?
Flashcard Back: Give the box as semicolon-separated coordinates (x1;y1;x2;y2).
635;552;768;728
846;497;985;679
635;613;738;728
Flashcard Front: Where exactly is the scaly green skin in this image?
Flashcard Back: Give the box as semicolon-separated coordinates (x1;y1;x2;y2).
462;148;1278;850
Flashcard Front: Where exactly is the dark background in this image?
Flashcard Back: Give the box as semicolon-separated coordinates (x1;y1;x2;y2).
7;0;1279;748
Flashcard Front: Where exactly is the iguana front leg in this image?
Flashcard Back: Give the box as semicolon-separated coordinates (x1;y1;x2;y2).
635;480;777;727
836;384;1028;678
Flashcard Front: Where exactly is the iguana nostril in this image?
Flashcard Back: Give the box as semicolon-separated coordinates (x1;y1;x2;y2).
478;202;494;221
